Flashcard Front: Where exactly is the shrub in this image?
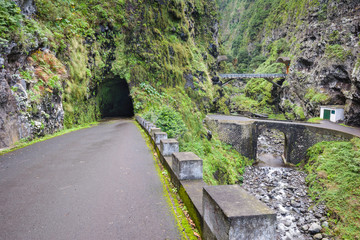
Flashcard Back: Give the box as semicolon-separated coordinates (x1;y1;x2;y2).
305;88;330;104
0;1;22;39
156;107;187;138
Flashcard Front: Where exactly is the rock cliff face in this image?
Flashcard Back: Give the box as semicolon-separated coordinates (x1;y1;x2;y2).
0;1;64;148
13;0;35;15
217;0;360;126
279;1;360;125
0;0;219;147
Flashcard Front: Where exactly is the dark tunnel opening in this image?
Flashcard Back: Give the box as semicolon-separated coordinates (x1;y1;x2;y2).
98;75;134;118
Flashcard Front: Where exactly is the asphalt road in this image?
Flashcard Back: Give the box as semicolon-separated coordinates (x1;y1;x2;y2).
0;119;181;240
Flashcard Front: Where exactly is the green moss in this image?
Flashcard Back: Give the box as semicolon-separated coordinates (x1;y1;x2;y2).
307;117;322;123
268;113;287;120
137;122;200;240
305;88;330;104
329;30;340;43
325;44;352;62
178;186;202;235
294;106;306;120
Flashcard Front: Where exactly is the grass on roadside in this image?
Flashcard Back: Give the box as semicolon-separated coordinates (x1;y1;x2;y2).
307;117;322;123
0;122;99;156
304;138;360;239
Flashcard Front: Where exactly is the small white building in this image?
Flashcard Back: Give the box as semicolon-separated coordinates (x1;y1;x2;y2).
320;105;345;123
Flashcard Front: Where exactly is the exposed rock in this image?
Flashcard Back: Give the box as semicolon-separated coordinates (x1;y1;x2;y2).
276;2;360;125
309;223;322;234
14;0;36;16
208;43;219;58
218;0;360;126
313;233;323;240
211;76;220;85
322;221;329;228
217;55;228;64
242;167;329;240
0;41;65;148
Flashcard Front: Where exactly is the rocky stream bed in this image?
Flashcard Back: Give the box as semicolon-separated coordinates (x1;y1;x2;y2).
241;129;332;240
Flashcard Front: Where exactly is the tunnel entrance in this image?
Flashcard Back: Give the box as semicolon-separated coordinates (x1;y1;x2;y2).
97;75;134;118
256;128;286;167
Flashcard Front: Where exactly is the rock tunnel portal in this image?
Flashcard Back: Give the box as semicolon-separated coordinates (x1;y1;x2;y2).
98;75;134;118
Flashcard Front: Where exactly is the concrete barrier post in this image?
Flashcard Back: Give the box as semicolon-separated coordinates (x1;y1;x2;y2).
172;152;203;180
141;119;145;127
160;139;179;156
150;128;162;139
203;185;276;240
146;124;156;133
154;132;167;144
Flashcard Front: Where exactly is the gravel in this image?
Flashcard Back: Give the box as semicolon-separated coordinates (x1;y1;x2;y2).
242;166;331;240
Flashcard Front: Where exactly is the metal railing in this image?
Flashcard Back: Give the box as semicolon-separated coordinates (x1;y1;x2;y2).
219;74;287;79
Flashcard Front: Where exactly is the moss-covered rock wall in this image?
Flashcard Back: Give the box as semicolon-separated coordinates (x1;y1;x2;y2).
0;0;220;147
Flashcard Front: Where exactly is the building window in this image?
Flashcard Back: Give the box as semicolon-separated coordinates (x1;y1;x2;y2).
331;110;335;114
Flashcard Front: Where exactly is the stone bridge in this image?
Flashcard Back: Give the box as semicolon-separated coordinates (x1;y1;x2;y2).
205;115;359;165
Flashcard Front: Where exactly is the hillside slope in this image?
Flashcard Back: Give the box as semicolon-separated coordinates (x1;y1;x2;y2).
217;0;360;125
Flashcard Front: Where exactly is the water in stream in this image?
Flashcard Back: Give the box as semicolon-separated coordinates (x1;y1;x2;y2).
242;129;331;240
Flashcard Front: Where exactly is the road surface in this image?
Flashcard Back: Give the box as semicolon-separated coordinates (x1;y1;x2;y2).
0;119;181;240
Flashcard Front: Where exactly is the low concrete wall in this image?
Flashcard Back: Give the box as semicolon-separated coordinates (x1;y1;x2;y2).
136;116;277;239
205;119;256;160
205;117;354;164
203;185;276;240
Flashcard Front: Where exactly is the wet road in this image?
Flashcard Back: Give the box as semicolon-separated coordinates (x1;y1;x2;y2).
0;119;180;240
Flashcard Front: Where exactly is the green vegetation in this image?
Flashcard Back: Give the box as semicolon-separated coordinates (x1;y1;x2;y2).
153;107;187;139
230;93;272;114
1;0;221;131
215;0;297;117
268;113;287;120
294;106;306;120
135;83;251;185
216;0;308;74
0;1;22;40
305;88;330;104
325;44;352;62
307;117;322;123
305;139;360;239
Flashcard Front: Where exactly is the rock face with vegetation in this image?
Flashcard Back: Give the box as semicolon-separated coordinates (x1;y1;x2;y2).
0;0;220;148
217;0;360;125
